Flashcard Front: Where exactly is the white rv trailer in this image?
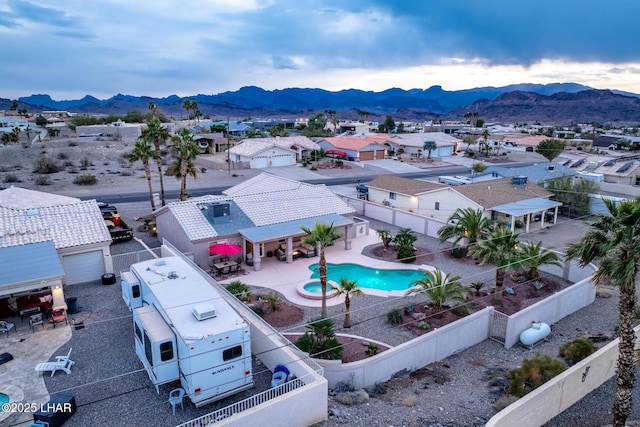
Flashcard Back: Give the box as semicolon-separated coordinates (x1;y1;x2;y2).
121;256;254;407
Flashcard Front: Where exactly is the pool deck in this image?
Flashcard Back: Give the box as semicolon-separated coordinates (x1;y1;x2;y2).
217;232;430;307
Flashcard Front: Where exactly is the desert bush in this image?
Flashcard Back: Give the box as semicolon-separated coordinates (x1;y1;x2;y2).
418;321;430;330
33;155;59;174
62;160;74;167
225;280;251;302
452;304;469;316
68;166;79;174
494;395;520;411
250;304;264;317
68;141;78;147
365;343;379;356
508;353;566;397
295;317;342;360
3;173;21;183
34;175;52;185
80;156;92;169
559;338;596;365
73;174;98;185
386;308;403;325
265;293;280;312
57;152;69;160
120;170;133;176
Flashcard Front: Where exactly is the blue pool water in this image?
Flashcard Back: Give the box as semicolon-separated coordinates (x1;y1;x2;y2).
0;393;8;411
308;263;425;292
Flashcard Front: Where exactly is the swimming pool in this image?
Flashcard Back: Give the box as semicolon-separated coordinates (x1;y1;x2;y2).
308;263;426;292
0;393;8;411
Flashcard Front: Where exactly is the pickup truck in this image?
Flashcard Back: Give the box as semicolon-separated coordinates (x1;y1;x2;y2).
97;202;134;243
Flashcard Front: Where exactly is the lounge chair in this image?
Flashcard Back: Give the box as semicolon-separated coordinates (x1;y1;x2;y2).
35;348;75;377
52;308;68;327
0;320;15;337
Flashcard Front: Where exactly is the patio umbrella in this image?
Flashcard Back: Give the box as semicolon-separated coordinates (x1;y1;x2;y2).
209;242;242;256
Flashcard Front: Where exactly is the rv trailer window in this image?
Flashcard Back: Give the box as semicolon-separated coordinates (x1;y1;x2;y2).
160;341;174;361
132;285;141;298
223;345;242;361
134;323;142;343
144;333;153;366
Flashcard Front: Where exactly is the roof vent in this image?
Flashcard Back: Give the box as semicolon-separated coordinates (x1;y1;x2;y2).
26;209;39;216
192;303;216;321
547;165;555;171
512;176;528;187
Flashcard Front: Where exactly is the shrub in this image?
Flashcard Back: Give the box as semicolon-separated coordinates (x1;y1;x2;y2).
451;247;467;258
62;160;74;167
559;338;596;365
386;308;403;325
225;280;251;302
34;175;52;185
250;304;264;317
397;245;416;263
452;304;469;316
73;174;98;185
365;343;379;356
33;155;59;174
508;353;566;397
3;173;21;183
265;293;280;312
80;156;92;169
310;166;317;171
295;317;342;360
57;152;69;160
68;141;78;147
418;321;430;330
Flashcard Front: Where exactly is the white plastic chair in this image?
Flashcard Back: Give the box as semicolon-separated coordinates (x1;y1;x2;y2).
0;320;15;336
168;388;185;415
29;314;44;332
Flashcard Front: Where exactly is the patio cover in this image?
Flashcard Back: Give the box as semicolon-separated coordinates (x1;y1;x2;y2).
491;198;562;217
0;240;64;294
238;214;353;243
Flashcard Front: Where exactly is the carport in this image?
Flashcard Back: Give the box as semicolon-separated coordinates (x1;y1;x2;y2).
238;214;354;270
491;198;562;233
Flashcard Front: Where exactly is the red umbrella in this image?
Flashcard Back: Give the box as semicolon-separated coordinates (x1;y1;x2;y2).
209;242;242;256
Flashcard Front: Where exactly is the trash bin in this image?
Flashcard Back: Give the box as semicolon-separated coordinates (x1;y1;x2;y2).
33;393;76;427
101;273;116;286
66;297;78;314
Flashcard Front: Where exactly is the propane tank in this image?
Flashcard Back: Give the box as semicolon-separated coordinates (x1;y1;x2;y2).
519;321;551;346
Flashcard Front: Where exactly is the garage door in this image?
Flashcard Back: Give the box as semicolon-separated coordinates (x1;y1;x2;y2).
359;151;374;161
253;156;268;168
375;150;385;159
437;146;452;157
63;251;105;284
270;154;292;167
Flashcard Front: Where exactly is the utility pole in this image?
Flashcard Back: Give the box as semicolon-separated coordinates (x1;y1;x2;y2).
227;117;231;175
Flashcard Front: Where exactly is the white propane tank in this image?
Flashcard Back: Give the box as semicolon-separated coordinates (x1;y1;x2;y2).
519;321;551;346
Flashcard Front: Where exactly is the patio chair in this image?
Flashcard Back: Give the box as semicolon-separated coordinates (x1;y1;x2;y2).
0;320;15;337
219;266;231;280
52;308;68;328
30;313;44;332
35;348;75;377
168;388;185;415
246;253;254;266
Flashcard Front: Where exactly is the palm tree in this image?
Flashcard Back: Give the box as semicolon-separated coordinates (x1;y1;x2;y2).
143;118;169;206
324;110;337;135
565;197;640;427
375;229;393;250
295;317;342;360
301;222;342;318
148;101;157;119
519;241;562;280
128;136;156;210
422;140;438;161
331;278;364;328
468;228;521;302
169;128;200;201
406;267;465;314
438;208;494;249
393;227;417;263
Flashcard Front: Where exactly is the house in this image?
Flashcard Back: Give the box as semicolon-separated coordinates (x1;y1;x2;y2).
154;173;357;271
229;136;319;168
366;175;561;232
319;134;391;161
482;162;579;184
0;187;113;285
390;132;461;158
0;187;112;317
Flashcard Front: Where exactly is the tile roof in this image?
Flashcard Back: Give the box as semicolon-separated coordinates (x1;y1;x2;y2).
0;186;80;209
231;136;319;156
454;177;553;209
366;175;446;195
0;199;111;249
392;132;461;147
161;174;355;240
322;135;391;151
223;173;304;196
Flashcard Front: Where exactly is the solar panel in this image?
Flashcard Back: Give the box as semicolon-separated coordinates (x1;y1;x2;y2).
617;162;634;173
603;159;616;167
570;159;585;168
562;159;572;166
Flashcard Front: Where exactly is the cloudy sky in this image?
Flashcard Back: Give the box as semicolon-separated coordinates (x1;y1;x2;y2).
2;0;640;100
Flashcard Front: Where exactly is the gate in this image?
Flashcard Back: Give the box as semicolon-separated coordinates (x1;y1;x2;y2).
490;310;509;345
111;248;162;274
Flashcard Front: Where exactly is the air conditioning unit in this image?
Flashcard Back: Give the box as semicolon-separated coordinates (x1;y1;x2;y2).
192;303;216;321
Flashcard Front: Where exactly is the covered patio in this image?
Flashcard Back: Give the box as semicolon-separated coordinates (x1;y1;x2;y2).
238;214;355;271
491;198;562;233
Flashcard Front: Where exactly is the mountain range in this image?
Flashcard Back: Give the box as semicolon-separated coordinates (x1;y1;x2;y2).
4;83;640;125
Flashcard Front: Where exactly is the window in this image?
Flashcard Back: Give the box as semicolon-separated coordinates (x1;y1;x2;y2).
132;284;140;299
160;341;174;361
223;345;243;361
134;323;142;343
144;333;153;367
389;192;397;200
435;202;440;210
635;176;640;186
